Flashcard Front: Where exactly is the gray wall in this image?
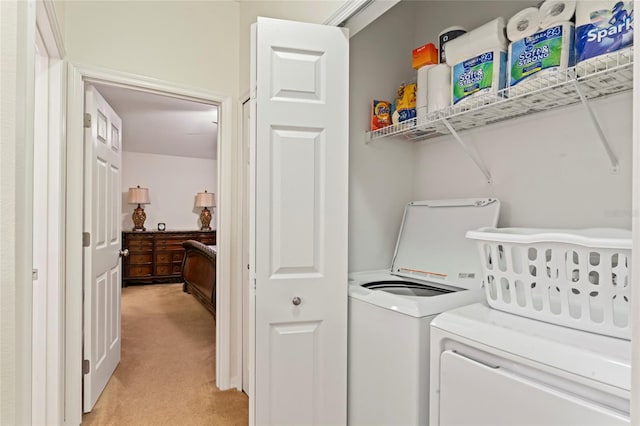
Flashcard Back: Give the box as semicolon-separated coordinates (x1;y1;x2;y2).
348;0;632;273
349;2;418;272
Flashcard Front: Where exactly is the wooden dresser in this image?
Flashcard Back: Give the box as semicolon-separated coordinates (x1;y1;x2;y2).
122;230;216;286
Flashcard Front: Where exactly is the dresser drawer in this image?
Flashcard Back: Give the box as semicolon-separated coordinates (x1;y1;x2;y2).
127;265;153;277
125;243;153;253
155;252;170;264
199;237;216;245
155;251;184;263
128;253;153;264
123;230;215;284
154;243;183;252
155;235;186;245
127;239;153;251
127;233;153;240
155;264;172;276
127;234;153;242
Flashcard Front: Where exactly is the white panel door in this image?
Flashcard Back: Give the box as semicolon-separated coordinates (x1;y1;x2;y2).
439;350;629;425
251;17;349;425
83;85;123;412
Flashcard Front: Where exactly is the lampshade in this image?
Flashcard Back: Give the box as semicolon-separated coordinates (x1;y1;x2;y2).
195;190;216;208
127;186;150;205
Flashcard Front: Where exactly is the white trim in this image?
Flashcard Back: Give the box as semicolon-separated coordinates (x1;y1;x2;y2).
64;63;85;426
46;55;66;425
64;64;235;423
76;63;226;104
36;0;66;58
248;22;257;426
32;27;49;426
323;0;400;38
631;19;640;424
32;1;66;423
236;92;251;393
323;0;372;26
216;81;234;392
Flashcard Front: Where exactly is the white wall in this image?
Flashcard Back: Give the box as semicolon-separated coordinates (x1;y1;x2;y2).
1;2;20;422
64;1;240;95
413;94;632;228
1;1;34;424
122;151;217;231
52;0;65;39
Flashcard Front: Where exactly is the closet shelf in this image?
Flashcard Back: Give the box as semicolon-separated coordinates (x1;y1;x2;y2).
365;48;634;144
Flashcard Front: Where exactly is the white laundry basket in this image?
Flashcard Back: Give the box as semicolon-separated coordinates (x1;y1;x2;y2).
466;227;632;339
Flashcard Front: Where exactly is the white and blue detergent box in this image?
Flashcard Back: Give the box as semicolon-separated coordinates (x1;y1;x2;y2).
509;24;575;86
452;51;507;105
576;2;634;63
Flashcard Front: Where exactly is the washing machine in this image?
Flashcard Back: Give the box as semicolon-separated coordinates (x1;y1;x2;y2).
429;303;631;425
348;198;501;426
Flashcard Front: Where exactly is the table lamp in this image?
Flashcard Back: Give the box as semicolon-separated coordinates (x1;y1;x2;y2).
128;185;150;231
195;190;215;231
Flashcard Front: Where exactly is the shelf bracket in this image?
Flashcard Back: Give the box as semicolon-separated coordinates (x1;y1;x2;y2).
441;118;492;184
572;80;619;172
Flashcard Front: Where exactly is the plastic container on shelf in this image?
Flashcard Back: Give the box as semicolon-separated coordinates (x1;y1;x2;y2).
466;227;632;340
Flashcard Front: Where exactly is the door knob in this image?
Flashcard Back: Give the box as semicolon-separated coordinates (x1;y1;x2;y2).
292;296;302;306
119;248;129;258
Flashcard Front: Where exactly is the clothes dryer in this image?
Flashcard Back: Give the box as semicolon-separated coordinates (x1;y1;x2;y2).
430;303;630;425
348;198;500;426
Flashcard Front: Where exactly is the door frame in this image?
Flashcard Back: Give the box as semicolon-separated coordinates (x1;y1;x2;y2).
65;64;235;425
2;0;66;423
632;29;640;425
238;93;251;393
32;1;66;423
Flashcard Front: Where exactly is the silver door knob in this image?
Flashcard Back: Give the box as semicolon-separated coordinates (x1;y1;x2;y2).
292;296;302;306
119;248;129;258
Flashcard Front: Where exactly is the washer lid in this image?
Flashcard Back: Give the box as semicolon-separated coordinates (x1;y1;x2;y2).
390;198;500;290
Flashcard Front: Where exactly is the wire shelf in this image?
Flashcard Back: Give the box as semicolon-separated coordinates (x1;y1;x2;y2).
365;48;634;143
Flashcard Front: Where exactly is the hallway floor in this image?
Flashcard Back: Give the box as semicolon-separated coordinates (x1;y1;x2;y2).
82;283;248;425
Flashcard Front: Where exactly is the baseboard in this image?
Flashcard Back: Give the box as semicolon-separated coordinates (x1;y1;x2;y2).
228;375;242;391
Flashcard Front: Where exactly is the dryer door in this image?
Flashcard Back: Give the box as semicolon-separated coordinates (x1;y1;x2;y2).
438;350;629;426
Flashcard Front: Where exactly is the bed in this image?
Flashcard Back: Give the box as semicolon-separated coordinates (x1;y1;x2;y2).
181;240;216;316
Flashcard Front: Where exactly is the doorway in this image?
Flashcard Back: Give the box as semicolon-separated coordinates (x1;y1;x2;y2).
64;65;238;425
83;83;220;415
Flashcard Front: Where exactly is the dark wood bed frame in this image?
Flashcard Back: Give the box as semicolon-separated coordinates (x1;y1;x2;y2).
181;240;216;316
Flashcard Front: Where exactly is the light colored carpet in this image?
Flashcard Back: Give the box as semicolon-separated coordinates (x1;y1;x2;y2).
82;283;248;426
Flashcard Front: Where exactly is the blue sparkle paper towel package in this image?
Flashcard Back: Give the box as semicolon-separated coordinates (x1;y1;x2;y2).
575;0;633;67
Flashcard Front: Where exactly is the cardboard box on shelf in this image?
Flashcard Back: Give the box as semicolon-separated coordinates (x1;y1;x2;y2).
412;43;438;69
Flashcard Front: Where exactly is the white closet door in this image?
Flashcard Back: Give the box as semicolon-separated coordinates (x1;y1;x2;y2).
251;17;349;425
83;85;123;412
438;350;629;426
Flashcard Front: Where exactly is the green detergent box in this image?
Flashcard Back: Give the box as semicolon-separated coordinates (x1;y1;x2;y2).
508;23;575;87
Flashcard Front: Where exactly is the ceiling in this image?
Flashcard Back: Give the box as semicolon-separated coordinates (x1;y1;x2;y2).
94;83;218;160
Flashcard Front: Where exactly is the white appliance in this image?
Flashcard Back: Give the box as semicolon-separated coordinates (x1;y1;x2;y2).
430;303;631;425
348;198;500;426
